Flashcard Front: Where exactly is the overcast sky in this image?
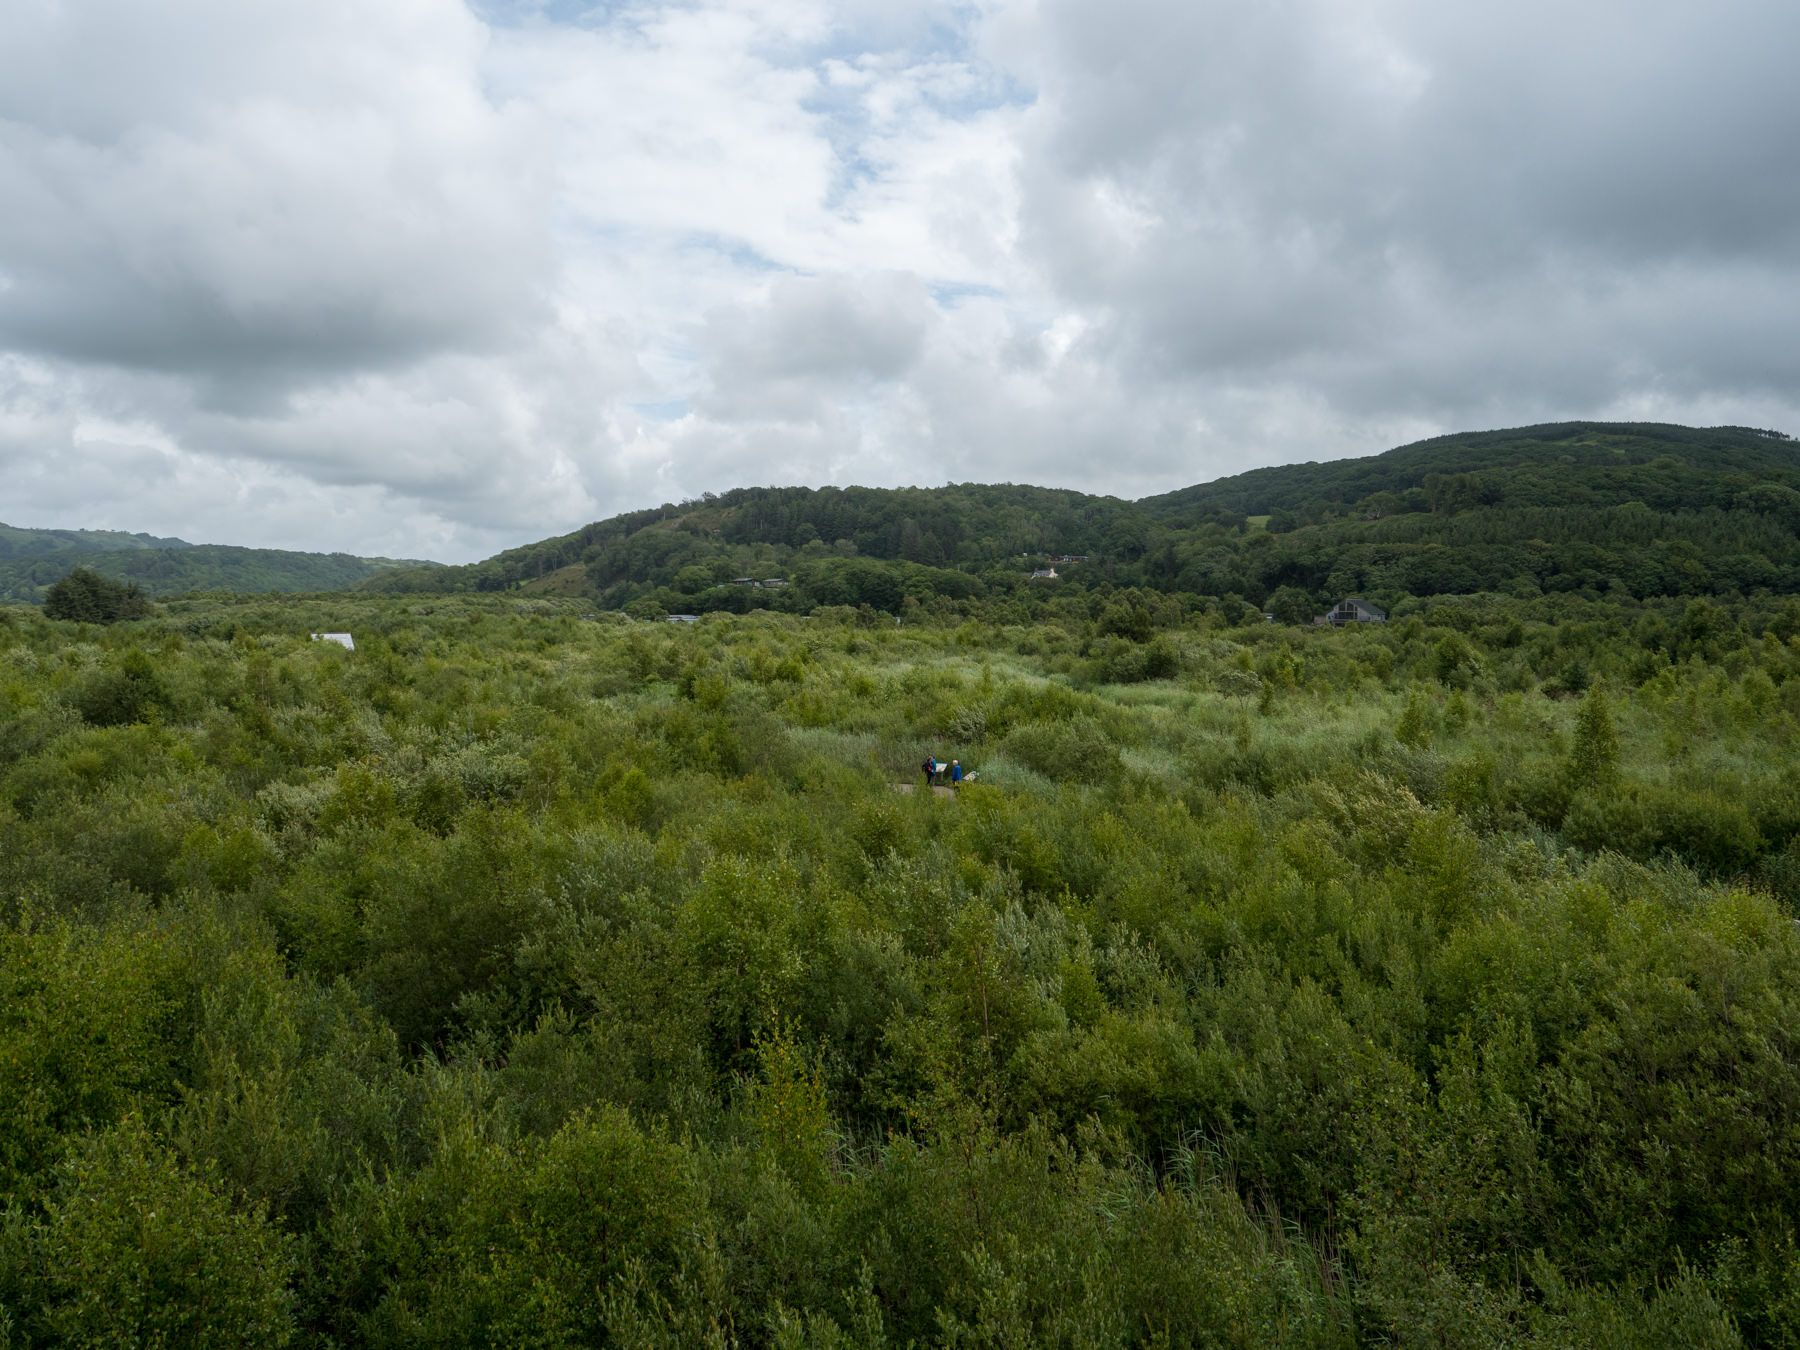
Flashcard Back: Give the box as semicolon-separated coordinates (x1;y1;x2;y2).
4;0;1798;562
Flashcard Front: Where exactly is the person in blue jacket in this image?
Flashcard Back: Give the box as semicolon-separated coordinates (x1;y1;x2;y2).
950;759;963;786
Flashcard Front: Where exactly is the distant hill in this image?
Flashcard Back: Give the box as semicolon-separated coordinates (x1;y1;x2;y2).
358;483;1151;605
1139;421;1800;522
0;521;439;604
1139;422;1800;606
0;522;191;559
358;422;1800;616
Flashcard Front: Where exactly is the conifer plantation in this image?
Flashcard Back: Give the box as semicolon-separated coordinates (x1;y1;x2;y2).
3;571;1798;1343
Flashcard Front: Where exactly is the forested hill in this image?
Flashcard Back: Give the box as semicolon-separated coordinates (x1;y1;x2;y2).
0;521;191;559
1138;421;1800;524
360;483;1150;603
361;422;1800;617
0;532;437;604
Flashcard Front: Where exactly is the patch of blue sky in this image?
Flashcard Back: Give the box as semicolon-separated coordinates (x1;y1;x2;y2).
796;5;983;71
800;47;1032;214
930;281;1002;309
819;148;882;215
471;0;612;25
470;0;643;30
631;399;691;422
549;217;784;279
674;234;791;276
804;59;1030;124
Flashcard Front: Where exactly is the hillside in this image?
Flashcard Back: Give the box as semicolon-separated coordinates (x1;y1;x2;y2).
0;526;438;604
364;422;1800;616
359;482;1150;609
1138;421;1800;521
0;521;190;559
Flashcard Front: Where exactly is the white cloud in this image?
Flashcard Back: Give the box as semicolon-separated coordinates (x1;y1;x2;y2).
3;0;1799;561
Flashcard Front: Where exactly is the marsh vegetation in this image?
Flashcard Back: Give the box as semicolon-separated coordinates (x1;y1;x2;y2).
1;590;1797;1344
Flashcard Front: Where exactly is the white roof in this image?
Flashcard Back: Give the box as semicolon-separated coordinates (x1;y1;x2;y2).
310;632;354;649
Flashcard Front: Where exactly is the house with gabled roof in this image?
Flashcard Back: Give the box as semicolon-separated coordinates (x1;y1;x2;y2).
1313;598;1387;626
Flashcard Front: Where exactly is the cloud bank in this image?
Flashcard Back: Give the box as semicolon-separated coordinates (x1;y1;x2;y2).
4;0;1798;560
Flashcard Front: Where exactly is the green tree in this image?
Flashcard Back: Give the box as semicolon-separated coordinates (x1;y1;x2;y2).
1569;685;1620;788
1263;585;1313;625
1396;686;1434;748
43;567;150;623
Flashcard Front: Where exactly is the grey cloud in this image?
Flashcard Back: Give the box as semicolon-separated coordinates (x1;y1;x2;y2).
696;270;934;418
0;0;553;403
1012;0;1800;429
7;0;1800;565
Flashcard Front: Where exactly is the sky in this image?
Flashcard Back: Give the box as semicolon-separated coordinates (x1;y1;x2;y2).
3;0;1799;563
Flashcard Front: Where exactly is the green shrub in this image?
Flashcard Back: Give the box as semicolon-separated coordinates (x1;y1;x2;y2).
1002;715;1121;784
70;651;172;727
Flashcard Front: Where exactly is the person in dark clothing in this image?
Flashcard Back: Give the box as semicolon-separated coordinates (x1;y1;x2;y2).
922;753;937;786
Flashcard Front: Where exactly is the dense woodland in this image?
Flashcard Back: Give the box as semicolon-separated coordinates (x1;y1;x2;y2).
0;523;432;605
358;423;1800;620
3;580;1799;1344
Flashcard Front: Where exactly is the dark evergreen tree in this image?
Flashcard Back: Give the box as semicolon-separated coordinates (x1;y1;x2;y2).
42;567;150;623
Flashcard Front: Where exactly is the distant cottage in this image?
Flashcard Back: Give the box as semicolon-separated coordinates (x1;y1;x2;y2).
310;632;355;650
1313;598;1387;626
667;614;700;623
1029;566;1059;580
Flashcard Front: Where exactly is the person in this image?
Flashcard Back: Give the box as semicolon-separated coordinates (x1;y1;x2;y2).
950;759;963;787
922;752;936;787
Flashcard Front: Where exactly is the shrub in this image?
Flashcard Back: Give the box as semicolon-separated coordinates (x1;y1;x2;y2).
70;651;173;728
1003;715;1121;784
11;1120;297;1346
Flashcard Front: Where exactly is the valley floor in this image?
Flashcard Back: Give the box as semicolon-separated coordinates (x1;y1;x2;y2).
0;591;1796;1344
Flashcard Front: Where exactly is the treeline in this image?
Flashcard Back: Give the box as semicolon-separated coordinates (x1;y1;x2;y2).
0;545;434;604
0;520;189;560
362;482;1150;599
362;423;1800;619
2;591;1799;1341
1138;421;1800;521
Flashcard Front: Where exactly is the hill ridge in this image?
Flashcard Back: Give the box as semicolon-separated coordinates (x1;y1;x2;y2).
352;421;1800;614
